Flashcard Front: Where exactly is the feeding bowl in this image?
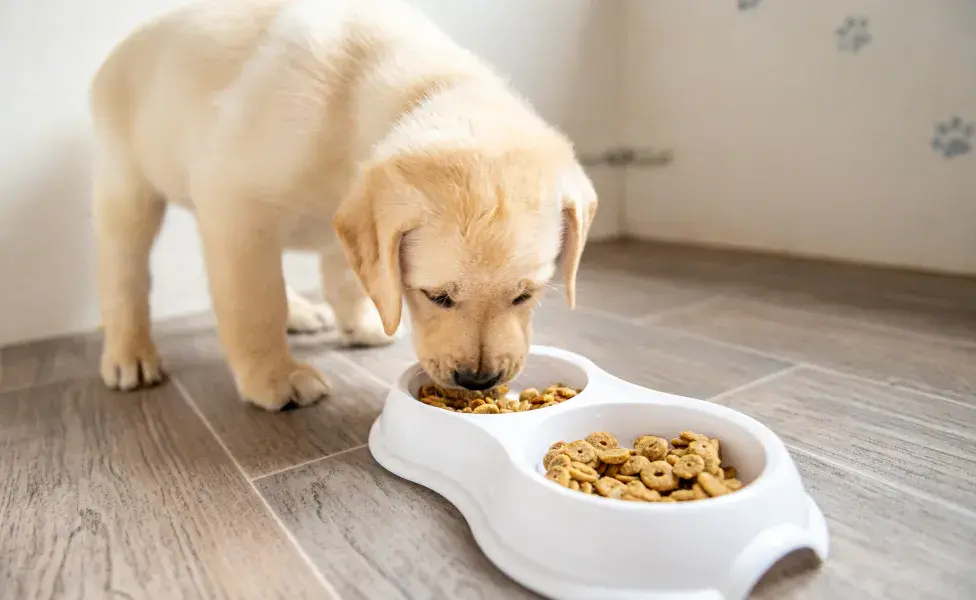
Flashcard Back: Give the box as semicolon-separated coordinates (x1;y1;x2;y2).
368;345;828;600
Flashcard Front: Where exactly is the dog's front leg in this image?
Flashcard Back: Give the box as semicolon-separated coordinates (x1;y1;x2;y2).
198;203;330;410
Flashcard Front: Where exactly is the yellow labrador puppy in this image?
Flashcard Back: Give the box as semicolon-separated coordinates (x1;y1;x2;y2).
91;0;597;410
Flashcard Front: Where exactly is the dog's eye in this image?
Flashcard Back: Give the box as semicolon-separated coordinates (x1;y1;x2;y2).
422;290;455;309
512;291;534;306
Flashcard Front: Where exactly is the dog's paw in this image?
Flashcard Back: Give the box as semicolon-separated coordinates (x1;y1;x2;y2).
100;341;164;391
339;307;397;348
286;295;336;334
236;361;330;411
341;327;396;348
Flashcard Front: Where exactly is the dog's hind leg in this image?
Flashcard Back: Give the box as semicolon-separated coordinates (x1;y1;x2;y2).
319;245;396;347
285;285;336;334
92;155;166;391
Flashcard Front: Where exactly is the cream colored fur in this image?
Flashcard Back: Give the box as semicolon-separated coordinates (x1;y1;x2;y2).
91;0;597;410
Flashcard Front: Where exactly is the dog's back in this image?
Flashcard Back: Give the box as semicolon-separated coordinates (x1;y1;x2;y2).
92;0;279;203
90;0;499;208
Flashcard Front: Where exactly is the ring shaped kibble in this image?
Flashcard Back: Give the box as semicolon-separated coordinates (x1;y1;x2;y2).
547;453;572;471
688;440;723;476
669;489;697;502
585;431;619;451
569;461;600;483
543;429;745;503
680;431;708;443
543;441;570;470
688;440;719;459
625;481;660;502
634;436;669;461
620;455;651;476
594;477;626;498
597;448;632;465
697;472;730;497
673;454;706;479
640;461;679;493
546;466;571;487
564;440;599;465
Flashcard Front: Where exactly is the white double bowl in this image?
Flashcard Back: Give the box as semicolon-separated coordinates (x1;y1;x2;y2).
368;345;829;600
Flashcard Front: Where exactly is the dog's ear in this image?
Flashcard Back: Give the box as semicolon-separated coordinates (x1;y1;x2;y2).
333;163;421;336
557;162;598;309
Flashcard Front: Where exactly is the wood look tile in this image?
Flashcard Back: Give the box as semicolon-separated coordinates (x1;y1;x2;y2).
587;239;976;313
339;336;417;385
531;304;793;399
0;325;226;393
0;332;98;392
0;379;330;599
4;238;975;600
0;314;347;394
712;367;976;508
729;287;976;346
655;296;976;404
176;352;388;478
256;447;541;600
572;266;723;319
581;239;760;283
752;451;976;599
743;252;976;312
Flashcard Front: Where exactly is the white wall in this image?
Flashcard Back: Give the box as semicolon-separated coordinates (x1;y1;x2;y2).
0;0;623;346
622;0;976;275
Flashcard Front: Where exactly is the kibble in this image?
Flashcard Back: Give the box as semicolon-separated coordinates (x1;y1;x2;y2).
418;382;582;413
542;430;747;503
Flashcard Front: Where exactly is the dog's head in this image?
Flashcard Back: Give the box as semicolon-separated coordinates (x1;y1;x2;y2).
334;146;596;390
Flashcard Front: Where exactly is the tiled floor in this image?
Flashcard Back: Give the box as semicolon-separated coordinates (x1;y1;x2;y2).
2;240;974;599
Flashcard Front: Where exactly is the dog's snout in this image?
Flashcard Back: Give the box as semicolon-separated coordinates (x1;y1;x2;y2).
453;369;502;391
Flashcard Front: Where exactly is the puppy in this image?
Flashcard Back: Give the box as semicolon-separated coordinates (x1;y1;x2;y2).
90;0;597;410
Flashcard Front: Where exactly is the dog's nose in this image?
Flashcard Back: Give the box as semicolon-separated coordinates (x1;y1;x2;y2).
453;369;502;391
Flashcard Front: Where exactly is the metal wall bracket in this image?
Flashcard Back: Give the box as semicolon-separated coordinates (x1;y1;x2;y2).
578;146;674;168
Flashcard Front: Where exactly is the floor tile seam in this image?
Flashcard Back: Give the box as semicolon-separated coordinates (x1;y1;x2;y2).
170;377;344;600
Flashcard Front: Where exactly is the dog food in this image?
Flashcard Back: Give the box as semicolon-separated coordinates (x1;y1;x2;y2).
417;383;581;413
542;430;745;502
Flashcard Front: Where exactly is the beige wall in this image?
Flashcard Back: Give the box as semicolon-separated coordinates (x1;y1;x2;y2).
622;0;976;275
0;0;623;346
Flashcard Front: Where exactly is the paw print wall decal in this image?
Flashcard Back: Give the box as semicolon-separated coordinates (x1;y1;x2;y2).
931;116;974;159
738;0;762;10
836;16;871;53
